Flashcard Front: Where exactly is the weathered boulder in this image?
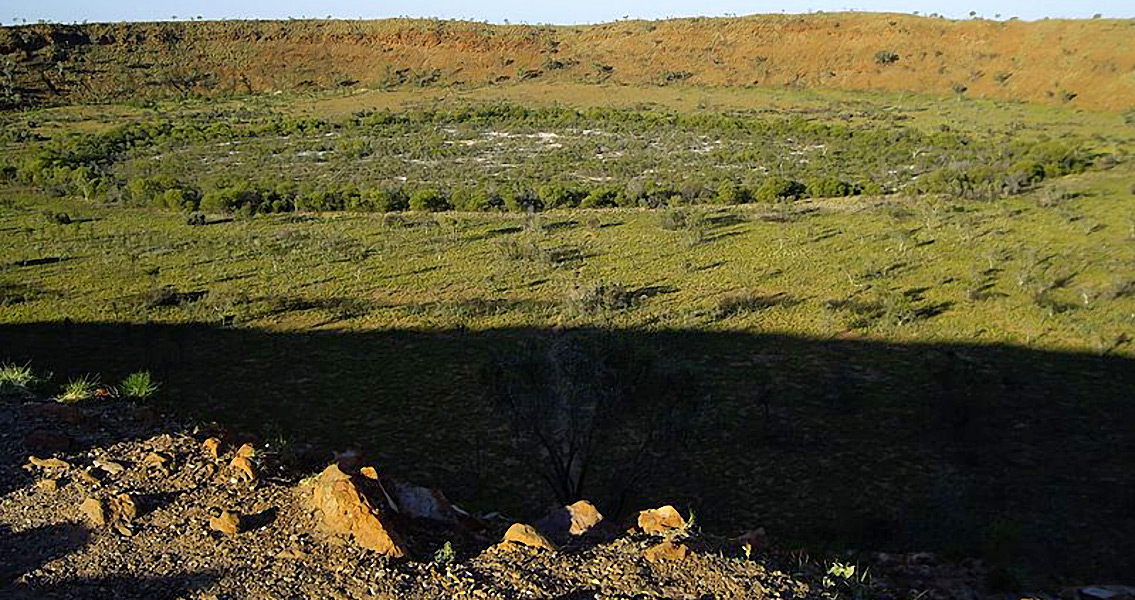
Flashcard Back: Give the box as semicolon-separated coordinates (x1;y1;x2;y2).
637;505;687;536
501;523;558;552
536;500;604;539
644;540;688;563
307;464;405;557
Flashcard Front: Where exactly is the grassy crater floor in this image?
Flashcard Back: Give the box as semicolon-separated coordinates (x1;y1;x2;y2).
2;87;1135;586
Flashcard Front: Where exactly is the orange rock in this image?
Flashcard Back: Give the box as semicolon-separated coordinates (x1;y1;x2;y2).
229;456;256;482
359;466;379;480
501;523;558;552
637;505;687;536
644;541;688;563
536;500;605;539
235;443;255;459
202;437;223;459
209;510;242;535
308;464;406;557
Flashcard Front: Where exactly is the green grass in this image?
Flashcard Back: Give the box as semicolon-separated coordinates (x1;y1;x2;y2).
1;173;1131;352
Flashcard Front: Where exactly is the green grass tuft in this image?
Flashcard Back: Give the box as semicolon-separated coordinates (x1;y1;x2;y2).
120;371;159;399
58;374;99;404
0;362;37;394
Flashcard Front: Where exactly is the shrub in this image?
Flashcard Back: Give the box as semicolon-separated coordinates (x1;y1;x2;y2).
580;185;622;208
185;212;206;226
754;176;805;202
501;185;541;213
859;181;885;196
714;290;792;318
450;186;503;212
537;182;585;209
715;181;750;205
659;208;689;231
496;236;550;264
563;281;636;316
43;211;72;225
408;188;449;212
875;50;900;65
351;187;407;212
806;177;853;198
200;187;241;214
482;332;698;503
160;188;196;211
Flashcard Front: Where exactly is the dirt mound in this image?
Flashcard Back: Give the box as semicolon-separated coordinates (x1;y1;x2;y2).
1;13;1133;110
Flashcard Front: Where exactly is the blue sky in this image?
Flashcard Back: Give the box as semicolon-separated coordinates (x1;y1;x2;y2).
2;0;1130;26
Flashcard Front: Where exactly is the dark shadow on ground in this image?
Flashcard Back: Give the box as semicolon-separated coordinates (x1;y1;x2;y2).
2;321;1133;582
3;573;218;600
0;522;217;599
0;523;89;588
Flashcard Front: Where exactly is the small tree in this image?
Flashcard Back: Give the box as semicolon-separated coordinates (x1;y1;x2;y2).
483;332;699;508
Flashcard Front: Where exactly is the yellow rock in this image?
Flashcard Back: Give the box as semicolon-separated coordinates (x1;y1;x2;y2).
81;497;107;526
502;523;558;552
308;464;405;557
637;505;687;536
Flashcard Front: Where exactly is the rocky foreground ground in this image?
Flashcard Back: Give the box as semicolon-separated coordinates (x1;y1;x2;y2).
0;390;1127;600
